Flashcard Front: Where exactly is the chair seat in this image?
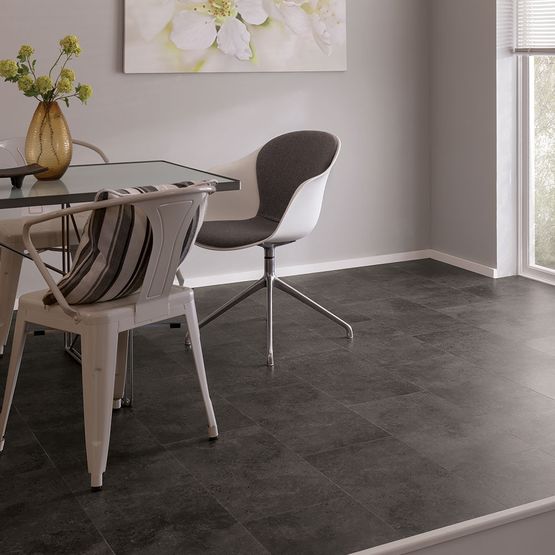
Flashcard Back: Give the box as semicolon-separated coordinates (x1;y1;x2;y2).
0;212;89;250
18;285;193;328
196;216;278;249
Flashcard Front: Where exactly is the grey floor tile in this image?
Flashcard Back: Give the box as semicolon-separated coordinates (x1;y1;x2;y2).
453;448;555;507
3;264;555;554
278;349;421;405
0;467;111;554
226;382;390;455
416;325;555;398
245;495;399;555
461;276;555;302
344;298;461;336
339;327;443;368
0;409;54;478
350;391;532;471
77;447;265;555
284;270;393;304
392;259;492;288
168;425;342;522
132;375;255;445
306;437;505;535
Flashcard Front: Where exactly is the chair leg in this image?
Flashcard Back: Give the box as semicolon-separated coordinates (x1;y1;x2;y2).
0;315;27;452
184;296;218;439
185;277;266;346
198;277;266;330
0;248;24;356
81;325;119;491
112;331;129;410
274;277;354;339
266;274;274;367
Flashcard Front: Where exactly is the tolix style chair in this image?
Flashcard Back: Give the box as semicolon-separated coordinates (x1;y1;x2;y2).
0;138;109;355
0;183;218;491
194;130;353;366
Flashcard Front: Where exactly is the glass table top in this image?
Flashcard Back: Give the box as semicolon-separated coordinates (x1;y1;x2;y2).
0;160;239;212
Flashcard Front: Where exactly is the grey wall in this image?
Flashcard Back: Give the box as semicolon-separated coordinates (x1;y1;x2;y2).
1;0;431;294
430;0;498;268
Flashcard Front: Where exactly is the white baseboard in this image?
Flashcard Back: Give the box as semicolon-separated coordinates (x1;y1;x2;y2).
181;250;431;288
353;496;555;555
183;249;500;288
15;249;499;309
427;249;499;278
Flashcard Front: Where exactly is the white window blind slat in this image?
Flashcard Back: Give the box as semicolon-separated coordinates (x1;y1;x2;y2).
516;0;555;54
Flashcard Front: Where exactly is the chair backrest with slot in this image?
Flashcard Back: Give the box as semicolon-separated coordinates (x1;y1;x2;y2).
0;137;109;167
26;184;214;323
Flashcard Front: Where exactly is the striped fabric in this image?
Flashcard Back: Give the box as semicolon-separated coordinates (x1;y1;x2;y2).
43;182;204;306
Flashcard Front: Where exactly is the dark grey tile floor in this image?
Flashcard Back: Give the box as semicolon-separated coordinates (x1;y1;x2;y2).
2;259;555;554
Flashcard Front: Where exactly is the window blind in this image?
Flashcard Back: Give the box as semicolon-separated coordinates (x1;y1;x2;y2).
516;0;555;54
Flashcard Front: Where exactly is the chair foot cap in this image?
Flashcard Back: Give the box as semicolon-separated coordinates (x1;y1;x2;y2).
112;399;122;410
90;486;103;493
267;354;274;367
208;425;219;439
0;438;4;452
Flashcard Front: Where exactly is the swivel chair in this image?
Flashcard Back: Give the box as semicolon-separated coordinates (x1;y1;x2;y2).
195;130;353;366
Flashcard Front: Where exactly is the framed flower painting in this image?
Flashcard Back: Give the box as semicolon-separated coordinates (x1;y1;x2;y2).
124;0;346;73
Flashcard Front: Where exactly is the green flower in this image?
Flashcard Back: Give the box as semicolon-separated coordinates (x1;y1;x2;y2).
0;59;18;79
76;83;92;103
35;75;53;95
17;74;34;92
56;77;73;94
18;45;34;59
60;68;75;82
59;35;81;56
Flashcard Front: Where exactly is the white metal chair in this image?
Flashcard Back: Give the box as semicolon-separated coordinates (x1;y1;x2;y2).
0;138;109;355
194;130;353;366
0;184;218;490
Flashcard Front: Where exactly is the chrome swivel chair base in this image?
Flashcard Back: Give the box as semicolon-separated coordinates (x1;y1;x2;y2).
191;245;354;367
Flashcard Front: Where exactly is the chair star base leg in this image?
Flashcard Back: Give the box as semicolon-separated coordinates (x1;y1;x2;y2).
274;277;354;339
192;245;353;366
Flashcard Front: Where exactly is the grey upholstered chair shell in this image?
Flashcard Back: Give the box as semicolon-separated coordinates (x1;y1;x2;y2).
194;130;352;366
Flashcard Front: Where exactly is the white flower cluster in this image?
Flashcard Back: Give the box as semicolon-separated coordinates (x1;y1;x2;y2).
129;0;345;62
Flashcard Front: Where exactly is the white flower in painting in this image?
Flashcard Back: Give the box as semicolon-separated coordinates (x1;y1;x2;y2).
170;0;269;60
127;0;176;41
264;0;345;55
263;0;312;37
307;0;346;55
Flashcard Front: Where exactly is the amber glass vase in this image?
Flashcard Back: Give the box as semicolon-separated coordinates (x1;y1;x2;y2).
25;101;73;180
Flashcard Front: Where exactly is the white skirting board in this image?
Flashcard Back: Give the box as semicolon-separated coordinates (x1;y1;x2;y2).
13;248;500;309
181;249;499;288
352;496;555;555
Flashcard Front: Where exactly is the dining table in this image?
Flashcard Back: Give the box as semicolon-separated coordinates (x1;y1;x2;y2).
0;159;241;406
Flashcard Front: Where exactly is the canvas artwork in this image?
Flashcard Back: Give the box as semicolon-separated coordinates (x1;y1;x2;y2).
124;0;346;73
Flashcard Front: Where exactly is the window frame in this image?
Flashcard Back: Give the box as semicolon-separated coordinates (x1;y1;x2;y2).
518;54;555;285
